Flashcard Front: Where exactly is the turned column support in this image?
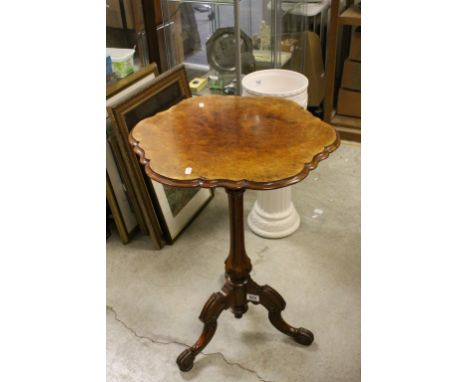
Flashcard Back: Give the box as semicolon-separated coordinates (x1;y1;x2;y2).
225;189;252;283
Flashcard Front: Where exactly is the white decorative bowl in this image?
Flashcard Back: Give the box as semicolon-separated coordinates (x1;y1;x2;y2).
242;69;308;109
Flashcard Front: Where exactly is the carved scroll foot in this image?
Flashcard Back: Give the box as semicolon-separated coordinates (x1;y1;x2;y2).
176;292;227;372
292;327;314;345
250;282;314;346
176;348;196;372
177;276;313;372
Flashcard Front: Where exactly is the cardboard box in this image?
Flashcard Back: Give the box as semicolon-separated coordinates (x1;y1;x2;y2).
341;59;361;91
337;88;361;118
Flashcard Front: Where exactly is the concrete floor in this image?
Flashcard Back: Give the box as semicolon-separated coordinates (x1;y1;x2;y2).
107;142;360;382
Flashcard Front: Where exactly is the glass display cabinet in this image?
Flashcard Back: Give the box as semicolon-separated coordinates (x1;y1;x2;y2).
157;0;325;97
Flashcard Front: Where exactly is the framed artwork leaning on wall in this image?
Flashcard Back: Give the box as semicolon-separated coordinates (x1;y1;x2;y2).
106;63;162;246
107;64;213;244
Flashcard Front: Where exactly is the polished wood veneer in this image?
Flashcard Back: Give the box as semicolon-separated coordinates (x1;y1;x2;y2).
129;95;340;372
130;95;339;190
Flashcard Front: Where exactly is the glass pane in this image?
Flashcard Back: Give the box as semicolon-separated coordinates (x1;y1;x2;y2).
159;0;327;101
106;0;149;83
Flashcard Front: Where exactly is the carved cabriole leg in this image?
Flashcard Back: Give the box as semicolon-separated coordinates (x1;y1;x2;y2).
176;292;228;372
177;189;251;371
247;278;314;346
177;188;313;372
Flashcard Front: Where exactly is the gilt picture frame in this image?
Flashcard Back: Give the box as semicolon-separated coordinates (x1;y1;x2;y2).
106;62;164;247
107;64;213;244
106;141;139;244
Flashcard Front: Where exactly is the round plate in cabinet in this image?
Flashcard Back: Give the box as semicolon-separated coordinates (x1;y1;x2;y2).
206;27;254;74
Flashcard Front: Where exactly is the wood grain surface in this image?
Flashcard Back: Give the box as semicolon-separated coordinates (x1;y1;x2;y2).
130;95;339;190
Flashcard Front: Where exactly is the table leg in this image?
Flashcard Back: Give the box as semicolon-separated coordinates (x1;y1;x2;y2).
246;278;314;345
176;189;313;372
176;291;228;371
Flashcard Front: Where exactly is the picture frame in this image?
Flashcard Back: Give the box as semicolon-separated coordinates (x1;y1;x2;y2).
106;62;164;247
106;170;137;244
151;183;213;242
107;119;146;240
107;64;213;244
106;134;140;244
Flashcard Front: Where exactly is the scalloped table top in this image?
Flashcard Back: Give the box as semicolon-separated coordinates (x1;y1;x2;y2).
129;95;339;190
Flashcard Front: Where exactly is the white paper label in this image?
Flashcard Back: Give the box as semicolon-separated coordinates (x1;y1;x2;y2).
184;167;192;175
247;293;260;302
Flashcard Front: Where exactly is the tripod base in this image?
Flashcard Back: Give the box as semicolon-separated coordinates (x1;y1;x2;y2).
176;276;313;372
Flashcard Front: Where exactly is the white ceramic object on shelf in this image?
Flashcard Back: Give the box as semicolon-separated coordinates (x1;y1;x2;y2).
242;69;308;108
242;69;308;239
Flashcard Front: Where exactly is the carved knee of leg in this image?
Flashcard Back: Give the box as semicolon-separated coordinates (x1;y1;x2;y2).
260;285;286;312
199;292;226;323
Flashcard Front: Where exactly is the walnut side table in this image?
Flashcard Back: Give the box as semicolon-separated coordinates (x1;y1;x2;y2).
129;95;340;372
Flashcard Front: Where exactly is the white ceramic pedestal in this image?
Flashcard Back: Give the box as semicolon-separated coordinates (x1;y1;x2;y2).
243;69;308;238
247;187;300;238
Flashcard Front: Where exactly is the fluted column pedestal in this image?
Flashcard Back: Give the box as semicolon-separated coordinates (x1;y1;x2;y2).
247;187;300;239
242;69;309;239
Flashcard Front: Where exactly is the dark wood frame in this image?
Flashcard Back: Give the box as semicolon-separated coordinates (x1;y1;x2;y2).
108;64;213;244
153;183;214;243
